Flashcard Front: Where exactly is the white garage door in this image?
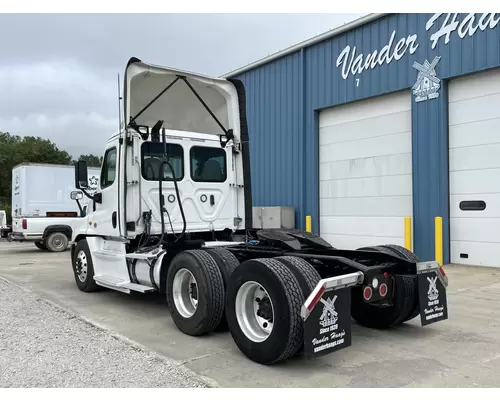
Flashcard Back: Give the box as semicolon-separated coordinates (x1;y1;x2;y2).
319;90;412;250
449;68;500;268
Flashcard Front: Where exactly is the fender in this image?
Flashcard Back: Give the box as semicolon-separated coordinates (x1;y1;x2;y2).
42;225;73;240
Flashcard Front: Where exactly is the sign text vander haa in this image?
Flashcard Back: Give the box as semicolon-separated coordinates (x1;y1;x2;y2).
336;13;500;80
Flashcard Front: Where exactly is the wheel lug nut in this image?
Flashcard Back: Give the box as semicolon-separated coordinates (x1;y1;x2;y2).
255;297;261;302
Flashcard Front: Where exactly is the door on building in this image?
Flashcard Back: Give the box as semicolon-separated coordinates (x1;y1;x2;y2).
449;68;500;267
318;90;413;250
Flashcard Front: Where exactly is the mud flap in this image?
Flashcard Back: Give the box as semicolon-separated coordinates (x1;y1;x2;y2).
416;261;448;326
301;272;363;358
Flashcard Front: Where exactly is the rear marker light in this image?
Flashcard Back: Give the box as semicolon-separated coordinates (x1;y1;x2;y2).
379;283;388;297
363;286;372;300
306;284;326;311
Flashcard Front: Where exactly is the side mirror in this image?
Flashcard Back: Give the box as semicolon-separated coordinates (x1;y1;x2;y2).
70;190;83;201
75;161;89;189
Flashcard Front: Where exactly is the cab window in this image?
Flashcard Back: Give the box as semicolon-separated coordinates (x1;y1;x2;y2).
101;147;117;189
190;146;227;183
141;142;184;181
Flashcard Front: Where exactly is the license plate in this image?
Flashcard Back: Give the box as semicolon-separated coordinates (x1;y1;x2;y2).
303;287;352;358
417;268;448;326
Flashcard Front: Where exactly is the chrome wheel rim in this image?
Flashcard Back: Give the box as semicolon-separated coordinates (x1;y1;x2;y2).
172;268;198;318
76;250;88;282
235;281;274;343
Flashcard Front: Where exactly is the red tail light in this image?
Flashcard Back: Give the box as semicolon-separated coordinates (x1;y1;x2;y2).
379;283;388;297
363;286;373;301
22;219;27;229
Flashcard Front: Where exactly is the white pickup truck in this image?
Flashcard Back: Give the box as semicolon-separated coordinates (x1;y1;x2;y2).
0;210;10;238
9;203;88;251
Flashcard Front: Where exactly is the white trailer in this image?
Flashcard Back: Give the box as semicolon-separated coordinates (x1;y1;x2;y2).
11;163;100;218
9;163;100;251
68;57;449;365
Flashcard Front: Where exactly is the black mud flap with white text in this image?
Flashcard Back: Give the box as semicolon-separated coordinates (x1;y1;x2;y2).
417;270;448;326
303;287;352;358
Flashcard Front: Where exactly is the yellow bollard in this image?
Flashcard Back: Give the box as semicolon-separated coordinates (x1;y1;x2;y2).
404;216;412;251
435;216;443;265
305;215;312;233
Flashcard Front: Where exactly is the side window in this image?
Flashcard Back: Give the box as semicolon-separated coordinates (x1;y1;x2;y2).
141;142;184;181
101;147;117;189
190;146;227;183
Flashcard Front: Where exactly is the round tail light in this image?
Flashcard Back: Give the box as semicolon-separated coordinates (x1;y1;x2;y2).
379;283;388;297
363;286;373;300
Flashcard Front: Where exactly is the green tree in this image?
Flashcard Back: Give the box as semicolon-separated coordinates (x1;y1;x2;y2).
0;132;72;223
77;153;103;168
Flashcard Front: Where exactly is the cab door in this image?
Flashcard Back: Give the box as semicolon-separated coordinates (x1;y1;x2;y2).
86;145;120;238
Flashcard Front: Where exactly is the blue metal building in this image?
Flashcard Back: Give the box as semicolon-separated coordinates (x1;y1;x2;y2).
224;13;500;267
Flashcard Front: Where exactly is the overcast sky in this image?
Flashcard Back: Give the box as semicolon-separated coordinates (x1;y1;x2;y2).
0;13;364;158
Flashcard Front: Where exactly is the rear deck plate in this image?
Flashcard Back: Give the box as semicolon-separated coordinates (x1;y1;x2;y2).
303;287;352;358
417;269;448;326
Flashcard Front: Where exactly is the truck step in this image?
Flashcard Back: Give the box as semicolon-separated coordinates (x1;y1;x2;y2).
119;282;155;293
94;275;155;293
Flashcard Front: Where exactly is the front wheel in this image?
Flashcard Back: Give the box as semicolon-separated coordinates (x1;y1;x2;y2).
72;239;100;292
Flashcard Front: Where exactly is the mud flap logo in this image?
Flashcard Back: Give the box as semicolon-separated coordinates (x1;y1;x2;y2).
418;271;448;326
319;295;338;328
427;276;439;302
303;288;352;358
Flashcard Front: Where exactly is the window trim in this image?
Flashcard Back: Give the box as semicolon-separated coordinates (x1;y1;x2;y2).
100;146;117;189
140;142;185;182
189;145;227;183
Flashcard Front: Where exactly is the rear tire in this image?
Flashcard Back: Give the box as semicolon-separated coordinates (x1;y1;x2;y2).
204;248;240;331
225;258;304;365
166;250;225;336
351;244;419;329
273;256;321;355
34;241;48;251
46;232;69;252
378;245;421;322
72;239;100;292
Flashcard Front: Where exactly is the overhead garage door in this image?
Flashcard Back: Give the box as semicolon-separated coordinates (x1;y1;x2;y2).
449;68;500;268
319;90;412;250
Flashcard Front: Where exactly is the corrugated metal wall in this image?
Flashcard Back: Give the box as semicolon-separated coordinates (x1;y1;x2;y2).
234;13;500;262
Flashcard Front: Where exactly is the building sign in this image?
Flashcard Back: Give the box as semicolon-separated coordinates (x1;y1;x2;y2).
336;13;500;81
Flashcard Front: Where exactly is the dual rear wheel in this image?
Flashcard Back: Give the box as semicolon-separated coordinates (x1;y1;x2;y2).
166;250;322;365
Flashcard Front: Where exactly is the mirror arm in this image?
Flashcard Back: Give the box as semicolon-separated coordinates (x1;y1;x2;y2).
80;188;102;204
75;199;84;217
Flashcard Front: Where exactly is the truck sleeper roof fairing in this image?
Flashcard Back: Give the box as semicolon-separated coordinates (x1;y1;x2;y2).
123;57;241;144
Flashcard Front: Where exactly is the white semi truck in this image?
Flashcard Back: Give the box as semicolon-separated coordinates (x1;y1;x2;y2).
69;57;449;365
9;163;100;251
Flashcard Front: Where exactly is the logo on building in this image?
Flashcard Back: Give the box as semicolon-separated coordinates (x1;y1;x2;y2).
427;276;439;302
412;56;441;102
319;295;338;327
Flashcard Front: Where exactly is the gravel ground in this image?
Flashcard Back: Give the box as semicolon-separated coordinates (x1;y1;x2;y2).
0;278;213;388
